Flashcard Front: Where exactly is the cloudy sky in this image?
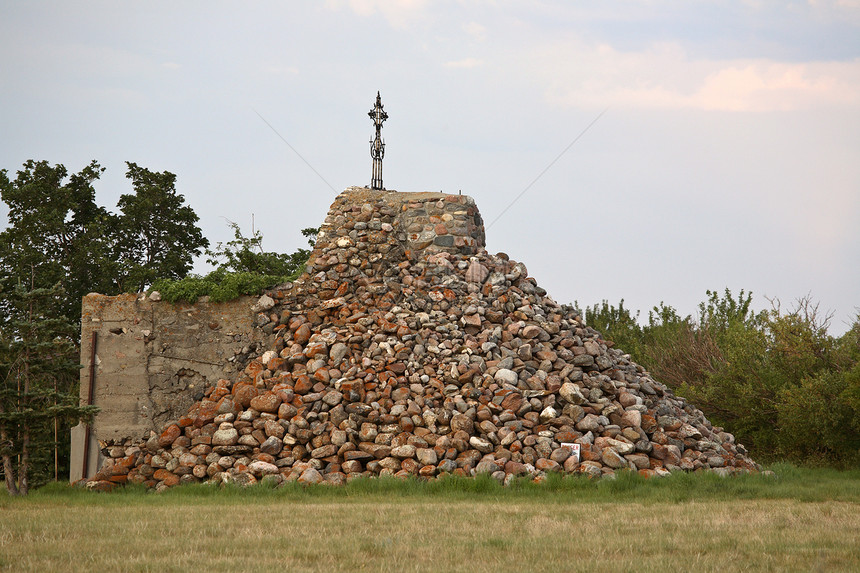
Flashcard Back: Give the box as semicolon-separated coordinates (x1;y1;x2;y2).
2;1;858;333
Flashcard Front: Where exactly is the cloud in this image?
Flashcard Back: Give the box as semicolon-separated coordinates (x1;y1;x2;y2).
809;0;860;10
462;21;487;42
532;41;860;111
325;0;431;28
162;62;181;70
444;57;483;69
695;61;856;111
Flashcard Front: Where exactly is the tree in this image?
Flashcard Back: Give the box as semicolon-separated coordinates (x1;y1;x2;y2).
113;162;209;293
579;291;860;466
150;223;319;303
1;159;209;489
0;278;98;495
205;220;317;276
579;299;643;358
0;160;115;329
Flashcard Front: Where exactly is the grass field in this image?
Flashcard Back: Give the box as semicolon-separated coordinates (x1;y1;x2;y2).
1;465;858;572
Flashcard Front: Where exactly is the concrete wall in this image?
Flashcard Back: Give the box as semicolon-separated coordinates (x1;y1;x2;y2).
70;293;270;481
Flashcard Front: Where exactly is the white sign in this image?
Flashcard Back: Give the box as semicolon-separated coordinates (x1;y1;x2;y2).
561;443;581;463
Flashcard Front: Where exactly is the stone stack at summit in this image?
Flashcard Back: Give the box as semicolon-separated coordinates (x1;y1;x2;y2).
87;187;758;490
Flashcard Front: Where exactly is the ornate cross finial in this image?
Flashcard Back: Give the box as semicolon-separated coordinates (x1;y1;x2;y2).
369;91;388;190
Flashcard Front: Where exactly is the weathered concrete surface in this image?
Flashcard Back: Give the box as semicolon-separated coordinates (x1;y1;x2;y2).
70;293;271;481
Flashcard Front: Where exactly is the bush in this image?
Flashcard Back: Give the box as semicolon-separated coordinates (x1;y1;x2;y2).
583;291;860;468
150;268;304;304
149;222;318;303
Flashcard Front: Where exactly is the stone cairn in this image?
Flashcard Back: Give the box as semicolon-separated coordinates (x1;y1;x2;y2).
87;187;758;491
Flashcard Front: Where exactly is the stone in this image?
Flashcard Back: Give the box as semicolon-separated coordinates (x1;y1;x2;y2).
297;467;323;485
469;436;494;454
601;448;627;469
465;261;489;284
494;368;518;386
248;460;279;476
294;323;311;345
211;427;239;447
535;458;560;472
539;406;558;422
249;393;281;414
625;453;651;470
311;445;337;459
559;382;586;405
575;414;601;433
416;448;438;466
500;392;523;411
330;343;349;366
549;447;571;464
679;424;704;440
475;460;501;474
260;436;283;456
253;295;275;312
391;445;416;459
450;414;474;434
521;325;542;339
504;460;529;476
158;424;181;448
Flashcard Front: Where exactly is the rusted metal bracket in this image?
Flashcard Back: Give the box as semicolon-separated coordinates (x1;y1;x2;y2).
81;330;97;479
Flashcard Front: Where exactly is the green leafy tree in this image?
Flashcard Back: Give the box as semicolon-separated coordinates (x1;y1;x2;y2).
580;299;643;358
1;159;209;487
578;291;859;466
0;160;115;328
205;220;317;276
151;224;319;303
113;162;209;293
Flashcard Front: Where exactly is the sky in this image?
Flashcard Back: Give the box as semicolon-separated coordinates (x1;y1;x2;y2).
1;0;858;334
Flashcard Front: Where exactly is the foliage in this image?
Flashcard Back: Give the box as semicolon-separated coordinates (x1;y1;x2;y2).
0;159;205;490
151;223;318;303
205;220;317;276
586;289;860;467
113;162;209;293
0;160;114;327
0;160;209;328
579;299;643;358
151;269;302;304
0;279;98;495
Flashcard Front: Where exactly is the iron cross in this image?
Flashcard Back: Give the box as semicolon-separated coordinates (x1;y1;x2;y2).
369;91;388;190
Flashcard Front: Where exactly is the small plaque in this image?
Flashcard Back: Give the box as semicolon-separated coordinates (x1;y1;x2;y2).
561;443;581;463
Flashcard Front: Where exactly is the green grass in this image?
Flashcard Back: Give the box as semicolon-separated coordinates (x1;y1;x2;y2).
9;463;859;506
1;465;856;572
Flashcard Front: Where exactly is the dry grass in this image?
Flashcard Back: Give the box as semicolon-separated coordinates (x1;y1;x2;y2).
1;496;858;572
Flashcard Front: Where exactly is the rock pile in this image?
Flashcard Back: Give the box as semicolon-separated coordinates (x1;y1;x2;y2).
87;188;758;491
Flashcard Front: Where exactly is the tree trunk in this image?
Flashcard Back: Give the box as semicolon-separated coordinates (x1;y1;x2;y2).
0;403;20;495
1;454;18;495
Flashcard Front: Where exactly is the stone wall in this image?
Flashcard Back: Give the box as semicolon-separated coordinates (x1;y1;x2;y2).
310;187;485;265
70;293;271;481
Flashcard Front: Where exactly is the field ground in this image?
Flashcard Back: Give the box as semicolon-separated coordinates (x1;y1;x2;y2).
1;465;858;572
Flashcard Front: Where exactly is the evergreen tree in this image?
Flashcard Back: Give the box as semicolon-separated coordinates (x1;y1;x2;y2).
0;159;208;489
0;278;97;495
